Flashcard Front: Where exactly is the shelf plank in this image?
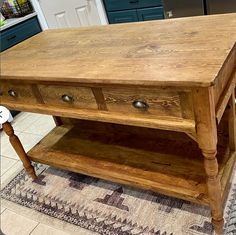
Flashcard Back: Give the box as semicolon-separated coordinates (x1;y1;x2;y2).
27;121;232;206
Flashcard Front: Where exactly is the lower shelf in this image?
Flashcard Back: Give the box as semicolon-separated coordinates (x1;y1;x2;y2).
27;121;236;206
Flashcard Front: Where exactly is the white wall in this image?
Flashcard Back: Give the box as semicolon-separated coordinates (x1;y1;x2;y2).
31;0;108;30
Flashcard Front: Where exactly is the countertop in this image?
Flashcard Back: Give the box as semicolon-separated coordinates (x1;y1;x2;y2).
0;12;37;31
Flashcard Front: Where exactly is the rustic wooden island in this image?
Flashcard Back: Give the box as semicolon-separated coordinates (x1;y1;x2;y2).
0;13;236;234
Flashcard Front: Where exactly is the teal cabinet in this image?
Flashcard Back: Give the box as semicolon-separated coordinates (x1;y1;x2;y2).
137;7;164;21
0;16;41;52
107;10;139;23
0;16;41;117
104;0;164;24
104;0;163;11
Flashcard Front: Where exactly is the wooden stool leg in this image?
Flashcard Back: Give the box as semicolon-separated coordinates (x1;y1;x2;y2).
202;149;224;235
2;122;37;180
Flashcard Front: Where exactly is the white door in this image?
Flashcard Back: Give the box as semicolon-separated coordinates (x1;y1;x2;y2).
38;0;102;28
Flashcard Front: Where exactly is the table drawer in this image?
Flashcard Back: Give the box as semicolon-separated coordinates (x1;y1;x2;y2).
0;16;41;52
104;0;162;12
0;81;38;104
38;85;97;109
103;87;193;119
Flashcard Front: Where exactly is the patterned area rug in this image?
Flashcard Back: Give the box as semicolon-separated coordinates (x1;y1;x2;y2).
1;164;236;235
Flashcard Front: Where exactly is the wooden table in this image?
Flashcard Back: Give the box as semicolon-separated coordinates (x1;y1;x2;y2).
1;13;236;234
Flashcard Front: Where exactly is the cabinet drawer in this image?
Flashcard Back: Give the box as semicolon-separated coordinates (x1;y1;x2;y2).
107;10;139;24
137;7;164;21
104;0;162;11
38;85;97;109
0;81;38;104
0;16;41;52
103;88;193;119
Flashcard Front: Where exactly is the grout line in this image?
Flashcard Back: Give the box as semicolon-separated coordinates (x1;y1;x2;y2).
0;160;22;180
29;222;40;235
0;159;19;177
0;130;24;141
1;207;6;214
17;131;46;137
1;153;20;161
1;125;54;137
1;208;40;235
10;116;30;128
0;155;19;161
29;222;71;235
12;116;43;133
6;207;40;224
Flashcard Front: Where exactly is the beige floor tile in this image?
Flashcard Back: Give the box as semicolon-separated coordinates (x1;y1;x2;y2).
17;132;44;153
12;112;43;132
30;224;70;235
0;130;5;138
1;161;23;188
2;199;100;235
0;130;22;160
1;132;43;160
1;156;18;176
22;115;56;136
1;205;6;214
1;209;38;235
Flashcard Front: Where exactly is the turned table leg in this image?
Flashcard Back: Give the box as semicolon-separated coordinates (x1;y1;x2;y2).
193;87;224;234
2;122;37;180
202;149;224;235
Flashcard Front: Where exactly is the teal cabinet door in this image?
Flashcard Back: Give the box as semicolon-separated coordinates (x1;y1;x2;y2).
108;10;139;24
104;0;163;12
137;7;164;21
0;17;41;52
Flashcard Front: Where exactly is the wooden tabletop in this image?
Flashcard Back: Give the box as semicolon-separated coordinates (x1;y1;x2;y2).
1;13;236;87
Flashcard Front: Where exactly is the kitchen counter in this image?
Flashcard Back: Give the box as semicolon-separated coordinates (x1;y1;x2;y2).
0;12;37;31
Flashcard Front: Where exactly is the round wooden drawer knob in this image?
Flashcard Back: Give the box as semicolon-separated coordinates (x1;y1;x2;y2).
132;100;149;110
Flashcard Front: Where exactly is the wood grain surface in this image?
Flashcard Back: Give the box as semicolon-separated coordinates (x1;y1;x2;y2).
103;87;186;118
27;119;231;206
1;13;236;87
0;101;196;133
38;84;97;109
0;81;38;104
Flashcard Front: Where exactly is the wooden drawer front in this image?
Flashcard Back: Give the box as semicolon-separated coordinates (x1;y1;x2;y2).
104;0;162;12
108;10;139;24
0;16;41;52
38;85;97;109
103;88;193;119
0;82;38;104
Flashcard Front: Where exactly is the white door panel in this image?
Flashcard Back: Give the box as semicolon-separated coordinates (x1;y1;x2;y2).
55;11;69;28
38;0;102;28
76;5;90;26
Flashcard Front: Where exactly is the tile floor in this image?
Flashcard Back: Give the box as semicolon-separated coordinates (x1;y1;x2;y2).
0;112;96;235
